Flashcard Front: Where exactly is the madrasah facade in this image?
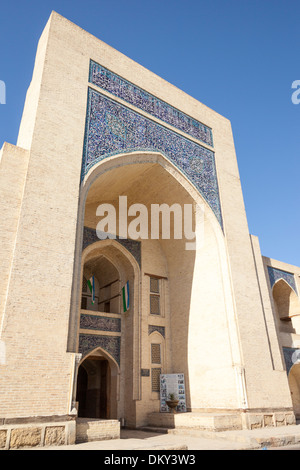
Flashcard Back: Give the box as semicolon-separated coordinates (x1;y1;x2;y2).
0;12;300;448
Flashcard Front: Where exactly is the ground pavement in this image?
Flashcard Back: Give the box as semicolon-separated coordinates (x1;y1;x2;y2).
32;423;300;451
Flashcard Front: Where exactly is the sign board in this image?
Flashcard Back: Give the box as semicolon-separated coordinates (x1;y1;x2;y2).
160;373;186;412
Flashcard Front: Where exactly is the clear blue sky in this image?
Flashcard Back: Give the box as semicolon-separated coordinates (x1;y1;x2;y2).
0;0;299;265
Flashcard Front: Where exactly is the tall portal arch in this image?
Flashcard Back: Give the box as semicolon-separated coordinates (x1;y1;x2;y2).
67;151;246;424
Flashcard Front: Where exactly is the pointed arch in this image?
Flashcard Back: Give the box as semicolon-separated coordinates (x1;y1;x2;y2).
76;346;120;419
288;362;300;419
272;278;300;321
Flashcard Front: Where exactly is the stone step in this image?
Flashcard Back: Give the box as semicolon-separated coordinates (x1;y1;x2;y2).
147;412;242;432
76;418;120;443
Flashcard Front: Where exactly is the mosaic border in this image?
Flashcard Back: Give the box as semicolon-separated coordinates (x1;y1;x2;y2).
148;325;166;338
267;266;297;293
82;88;222;228
82;226;141;268
282;347;299;374
89;60;213;147
80;314;121;332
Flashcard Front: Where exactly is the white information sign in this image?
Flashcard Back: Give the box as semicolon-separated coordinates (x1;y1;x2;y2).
160;373;186;412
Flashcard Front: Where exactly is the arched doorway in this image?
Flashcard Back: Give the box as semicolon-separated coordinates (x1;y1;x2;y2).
76;356;110;418
76;348;119;419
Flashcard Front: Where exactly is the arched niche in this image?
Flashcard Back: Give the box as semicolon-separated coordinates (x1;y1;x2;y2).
273;279;300;333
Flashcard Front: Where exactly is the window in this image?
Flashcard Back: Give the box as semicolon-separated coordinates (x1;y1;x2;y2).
151;368;161;392
150;277;160;315
151;343;161;364
150;277;159;293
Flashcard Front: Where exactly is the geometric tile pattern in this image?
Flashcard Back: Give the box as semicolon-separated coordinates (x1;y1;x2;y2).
78;333;121;366
267;266;297;293
89;60;214;147
282;347;300;374
82;88;223;227
148;325;166;338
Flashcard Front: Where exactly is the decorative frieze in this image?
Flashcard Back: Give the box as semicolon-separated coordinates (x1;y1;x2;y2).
82;88;222;227
78;333;121;366
82;226;141;267
89;60;213;147
148;325;165;338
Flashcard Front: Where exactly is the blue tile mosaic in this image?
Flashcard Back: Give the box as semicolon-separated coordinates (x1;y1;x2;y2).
79;333;121;365
80;314;121;332
89;60;213;147
148;325;165;338
267;266;297;293
82;226;141;267
82;88;222;227
282;347;299;374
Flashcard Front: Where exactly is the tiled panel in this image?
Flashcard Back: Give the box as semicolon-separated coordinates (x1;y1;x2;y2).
267;266;297;293
148;325;165;338
82;88;222;227
282;347;300;374
82;226;141;267
80;314;121;332
89;60;213;147
79;333;121;365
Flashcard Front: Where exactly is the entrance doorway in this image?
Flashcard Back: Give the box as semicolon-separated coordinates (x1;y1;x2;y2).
76;356;110;419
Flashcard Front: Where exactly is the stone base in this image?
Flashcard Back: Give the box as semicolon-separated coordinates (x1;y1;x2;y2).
76;418;120;443
148;412;242;432
147;410;296;432
0;418;76;449
242;411;296;429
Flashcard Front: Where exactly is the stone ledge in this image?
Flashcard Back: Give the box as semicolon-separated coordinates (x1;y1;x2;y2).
0;420;76;449
147;412;242;431
147;410;296;432
76;418;120;443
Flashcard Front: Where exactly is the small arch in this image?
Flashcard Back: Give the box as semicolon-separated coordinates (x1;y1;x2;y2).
76;346;119;419
79;345;120;371
272;279;300;333
149;329;165;340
